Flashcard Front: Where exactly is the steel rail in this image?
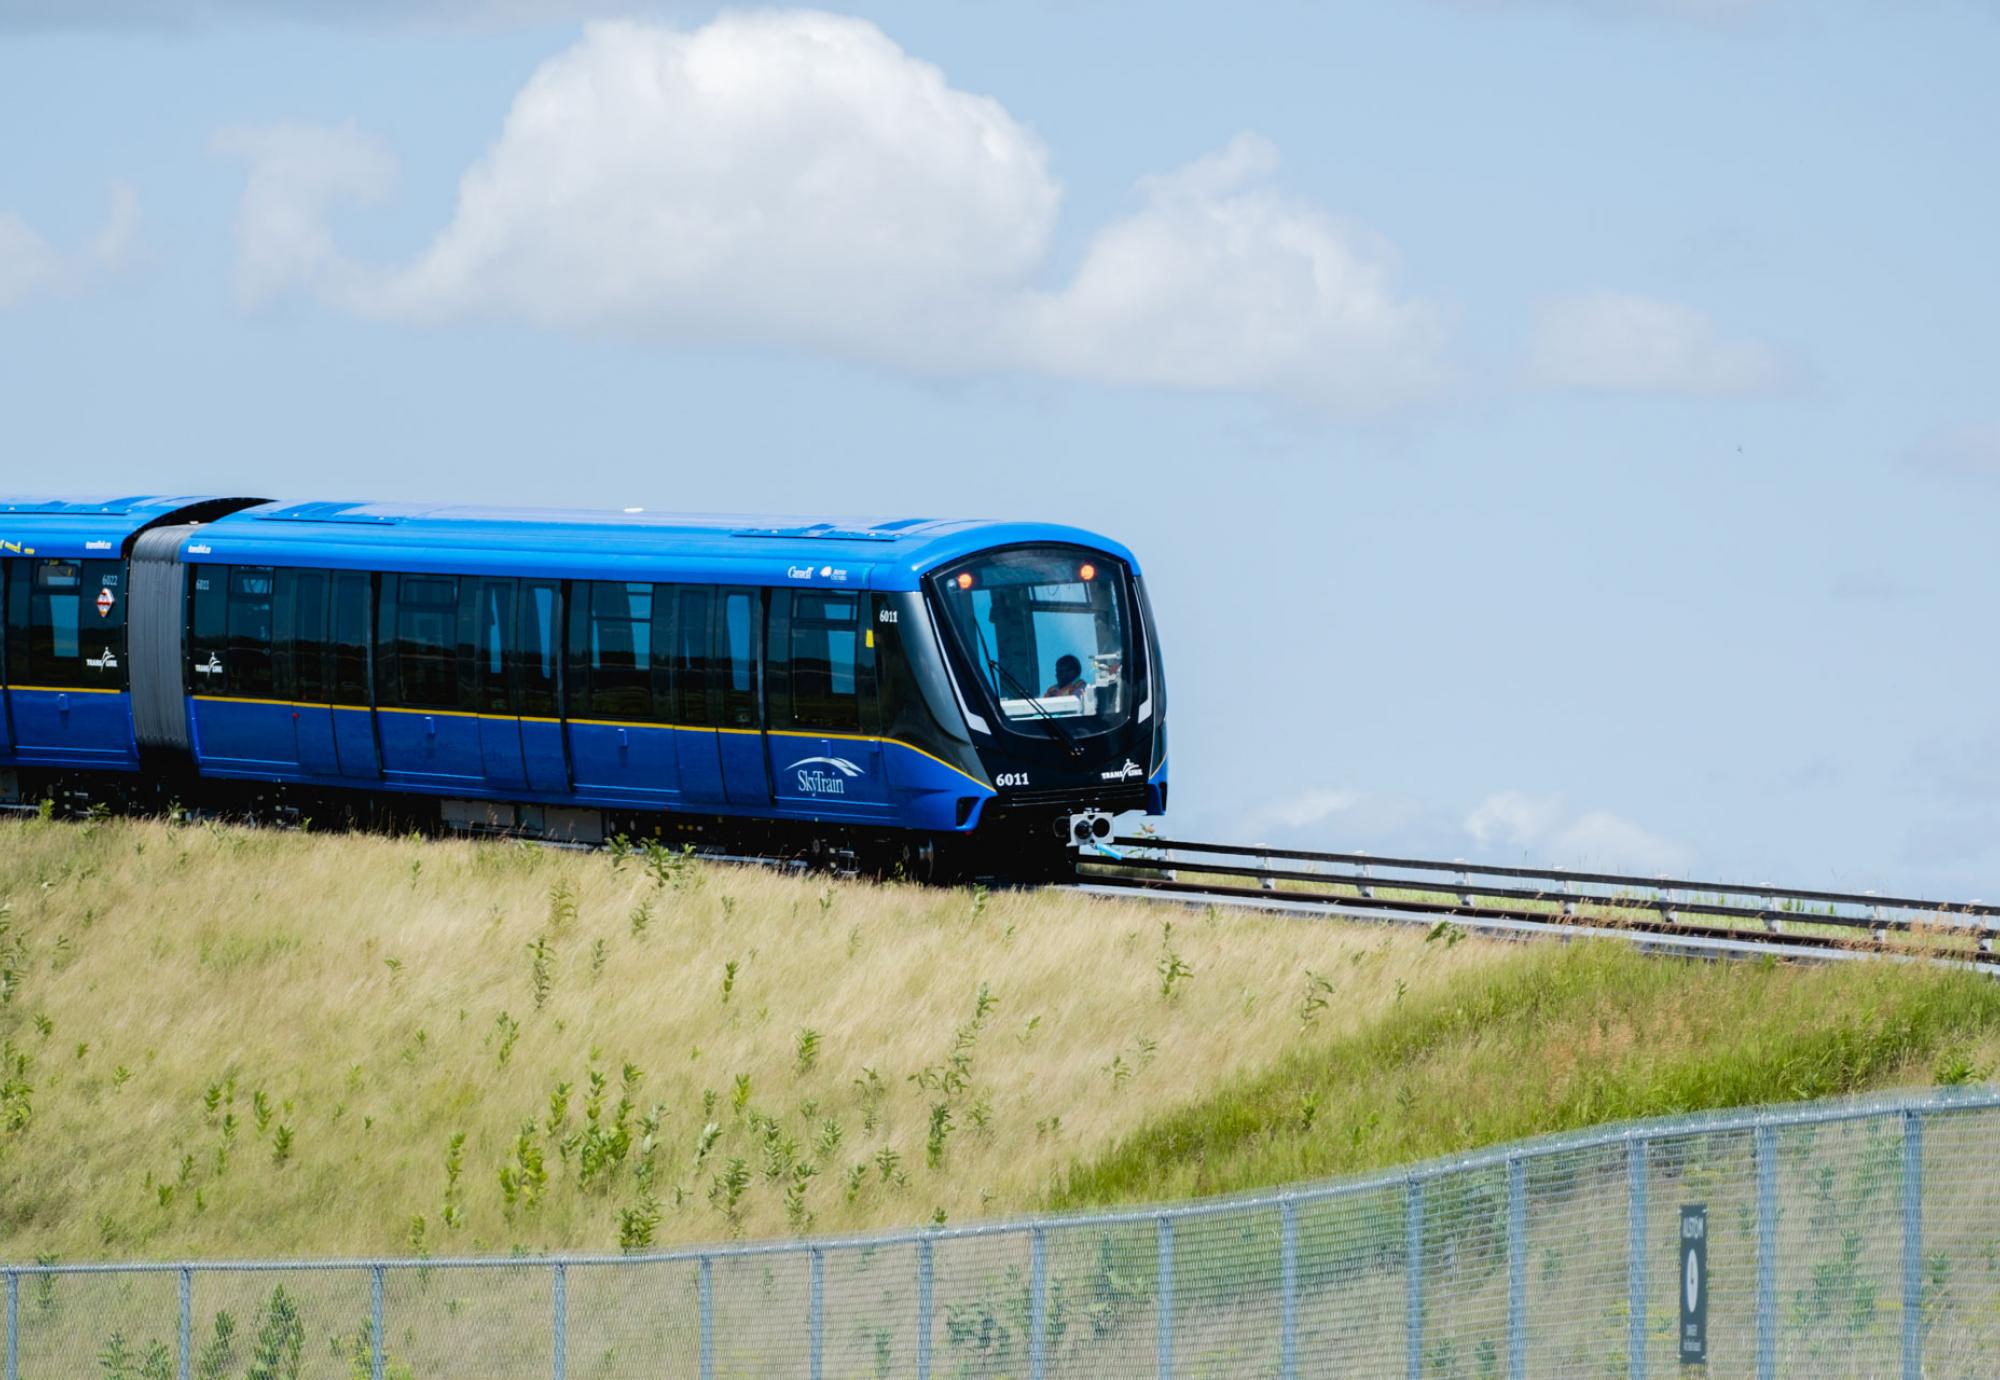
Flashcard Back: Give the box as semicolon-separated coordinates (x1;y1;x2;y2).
1087;852;1986;938
1079;872;1996;962
1076;837;2000;970
1065;882;1961;969
1108;835;2000;918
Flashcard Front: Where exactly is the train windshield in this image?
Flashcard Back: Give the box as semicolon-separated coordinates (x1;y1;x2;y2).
929;546;1136;736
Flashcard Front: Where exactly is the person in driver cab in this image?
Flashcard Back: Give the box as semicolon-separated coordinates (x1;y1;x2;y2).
1045;654;1089;698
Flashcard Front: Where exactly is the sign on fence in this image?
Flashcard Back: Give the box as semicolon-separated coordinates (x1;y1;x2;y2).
1681;1202;1708;1365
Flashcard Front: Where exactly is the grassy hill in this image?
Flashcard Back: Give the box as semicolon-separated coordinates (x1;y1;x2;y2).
1;813;1997;1265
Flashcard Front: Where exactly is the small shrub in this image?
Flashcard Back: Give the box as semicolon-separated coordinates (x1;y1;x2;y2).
925;1103;953;1168
1157;923;1193;1000
246;1285;304;1380
1298;970;1336;1028
546;879;579;935
710;1157;751;1223
192;1311;237;1380
527;934;554;1010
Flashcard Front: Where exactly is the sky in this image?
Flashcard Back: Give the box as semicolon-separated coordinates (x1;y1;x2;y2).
2;0;1997;896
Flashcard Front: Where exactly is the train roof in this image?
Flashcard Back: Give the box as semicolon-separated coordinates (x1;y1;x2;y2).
0;497;1140;589
0;496;260;560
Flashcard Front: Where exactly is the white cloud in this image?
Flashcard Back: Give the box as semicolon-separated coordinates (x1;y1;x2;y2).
213;12;1448;410
1465;789;1692;874
0;182;138;310
1528;290;1800;397
1014;135;1447;411
1238;787;1370;839
1903;422;2000;484
211;123;397;310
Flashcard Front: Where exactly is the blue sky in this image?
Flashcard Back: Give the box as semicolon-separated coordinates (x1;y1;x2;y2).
2;0;1996;894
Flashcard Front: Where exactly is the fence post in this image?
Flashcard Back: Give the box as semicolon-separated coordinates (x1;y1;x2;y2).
1628;1138;1648;1380
1156;1215;1174;1380
6;1268;17;1380
916;1236;934;1380
551;1261;566;1380
370;1264;385;1380
698;1256;714;1380
1406;1177;1424;1380
1279;1198;1298;1380
178;1265;192;1380
1507;1157;1526;1380
1029;1226;1048;1380
1902;1110;1924;1380
1755;1122;1777;1380
809;1247;824;1380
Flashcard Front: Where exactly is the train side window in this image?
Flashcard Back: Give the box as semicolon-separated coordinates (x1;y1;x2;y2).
675;586;714;727
472;578;515;716
4;561;39;687
24;559;85;687
291;570;331;704
789;592;863;733
586;581;654;722
717;588;759;730
189;567;228;693
517;581;559;719
764;589;792;729
393;575;460;711
331;573;370;706
227;567;276;699
649;583;676;723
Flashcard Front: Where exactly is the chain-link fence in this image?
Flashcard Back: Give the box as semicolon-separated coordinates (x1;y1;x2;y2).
8;1087;2000;1378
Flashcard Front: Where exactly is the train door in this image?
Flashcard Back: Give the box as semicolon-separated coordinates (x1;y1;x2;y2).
671;586;726;807
375;573;483;788
187;565;300;770
516;580;569;795
284;569;341;777
564;581;674;807
768;588;886;819
716;586;771;808
471;577;529;792
329;573;380;779
5;557;134;766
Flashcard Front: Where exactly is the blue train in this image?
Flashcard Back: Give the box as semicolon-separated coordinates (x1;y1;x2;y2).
0;495;1165;874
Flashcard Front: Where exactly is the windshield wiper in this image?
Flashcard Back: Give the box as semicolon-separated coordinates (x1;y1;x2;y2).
985;654;1085;759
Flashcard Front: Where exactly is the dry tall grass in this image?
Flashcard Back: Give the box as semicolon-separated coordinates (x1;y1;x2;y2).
0;815;1494;1262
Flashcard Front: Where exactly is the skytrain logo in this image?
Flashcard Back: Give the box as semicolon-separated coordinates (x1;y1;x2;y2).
788;756;863;796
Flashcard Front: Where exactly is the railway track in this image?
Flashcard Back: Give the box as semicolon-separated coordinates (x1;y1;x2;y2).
1071;836;2000;971
13;800;1996;970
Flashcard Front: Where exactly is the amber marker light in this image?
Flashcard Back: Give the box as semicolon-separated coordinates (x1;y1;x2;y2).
1079;562;1097;581
955;572;974;590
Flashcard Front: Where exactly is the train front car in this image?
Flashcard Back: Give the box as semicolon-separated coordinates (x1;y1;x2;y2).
917;535;1165;874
